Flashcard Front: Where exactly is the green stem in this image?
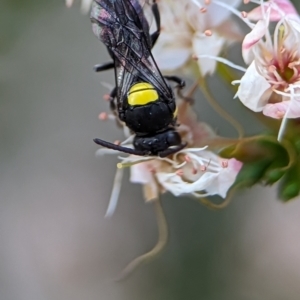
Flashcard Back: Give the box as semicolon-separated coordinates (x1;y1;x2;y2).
198;77;244;139
197;183;238;210
116;197;168;281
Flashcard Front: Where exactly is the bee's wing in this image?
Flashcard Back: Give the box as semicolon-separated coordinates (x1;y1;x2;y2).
91;0;152;56
91;0;174;102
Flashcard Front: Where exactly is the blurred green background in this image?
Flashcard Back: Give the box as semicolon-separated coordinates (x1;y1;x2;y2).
2;1;300;299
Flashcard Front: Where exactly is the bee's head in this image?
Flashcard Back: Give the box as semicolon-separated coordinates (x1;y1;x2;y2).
133;129;183;156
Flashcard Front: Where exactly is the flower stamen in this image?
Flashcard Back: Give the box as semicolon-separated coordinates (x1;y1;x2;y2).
99;112;108;120
185;155;191;163
241;11;247;18
221;160;228;168
105;168;124;218
200;165;207;172
103;94;111;101
98;112;116;121
277;24;286;71
204;30;212;36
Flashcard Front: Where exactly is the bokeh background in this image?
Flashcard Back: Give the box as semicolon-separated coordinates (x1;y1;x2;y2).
2;1;300;299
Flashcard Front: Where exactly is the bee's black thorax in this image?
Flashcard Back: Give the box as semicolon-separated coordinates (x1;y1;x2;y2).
118;82;176;135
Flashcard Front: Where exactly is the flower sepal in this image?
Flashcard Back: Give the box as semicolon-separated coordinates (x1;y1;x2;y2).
279;161;300;201
219;135;299;198
220;135;287;163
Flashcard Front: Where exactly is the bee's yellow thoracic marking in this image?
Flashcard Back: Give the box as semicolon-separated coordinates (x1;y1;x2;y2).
127;82;159;106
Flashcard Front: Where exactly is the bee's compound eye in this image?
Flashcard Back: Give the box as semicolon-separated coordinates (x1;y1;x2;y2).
166;131;181;146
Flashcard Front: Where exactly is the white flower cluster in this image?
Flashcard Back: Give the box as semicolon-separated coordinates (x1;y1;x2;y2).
96;100;242;216
153;0;300;123
236;1;300;124
67;0;300;214
152;0;243;76
68;0;300;124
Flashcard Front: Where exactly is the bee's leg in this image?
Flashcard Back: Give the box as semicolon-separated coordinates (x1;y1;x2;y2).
107;87;125;129
150;0;160;48
158;143;187;158
164;76;185;89
93;61;114;72
164;76;194;104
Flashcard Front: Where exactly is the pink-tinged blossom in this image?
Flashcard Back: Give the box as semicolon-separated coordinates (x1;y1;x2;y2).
247;0;299;22
235;0;300;122
96;100;242;216
263;88;300;119
130;148;242;200
152;0;243;76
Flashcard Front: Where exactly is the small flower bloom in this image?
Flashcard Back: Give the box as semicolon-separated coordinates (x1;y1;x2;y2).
263;90;300;119
152;0;243;76
130;147;242;200
235;0;300;120
247;0;299;22
96;99;242;216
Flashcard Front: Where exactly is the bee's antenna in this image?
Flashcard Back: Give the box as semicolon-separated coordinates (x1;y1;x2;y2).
93;138;148;156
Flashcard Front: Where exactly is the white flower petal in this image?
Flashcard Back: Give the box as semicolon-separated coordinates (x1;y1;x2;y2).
248;0;299;22
274;0;299;17
188;0;242;30
152;39;192;71
263;100;300;119
279;19;300;53
263;102;289;119
205;158;242;198
193;32;226;76
154;0;241;75
155;173;187;196
242;19;268;64
284;18;300;51
206;0;242;28
155;151;242;199
236;61;272;112
156;171;216;196
80;0;93;13
287;18;300;34
105;168;124;218
67;0;93;13
215;19;244;42
130;162;154;185
65;0;74;8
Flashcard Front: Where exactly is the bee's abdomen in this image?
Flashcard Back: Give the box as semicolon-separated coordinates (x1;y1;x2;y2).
124;101;174;134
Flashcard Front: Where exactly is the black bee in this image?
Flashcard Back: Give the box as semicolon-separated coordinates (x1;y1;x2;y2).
90;0;186;157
